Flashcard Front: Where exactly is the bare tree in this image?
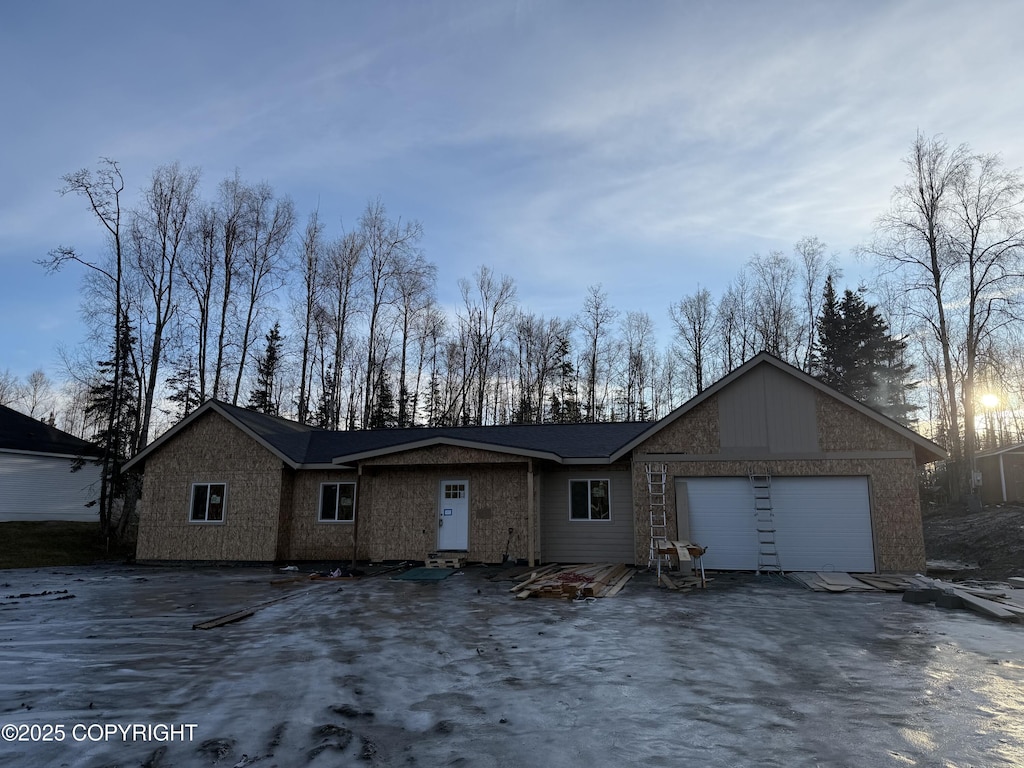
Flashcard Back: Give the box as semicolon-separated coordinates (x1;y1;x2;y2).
39;158;128;539
868;133;971;496
358;199;423;427
231;182;295;405
950;151;1024;488
794;236;835;371
210;172;248;400
294;209;326;424
458;266;517;425
670;285;717;395
22;369;55;418
321;230;364;429
0;369;21;407
394;253;437;427
619;310;656;420
127;162;200;448
749;250;799;360
716;273;756;372
580;284;618;421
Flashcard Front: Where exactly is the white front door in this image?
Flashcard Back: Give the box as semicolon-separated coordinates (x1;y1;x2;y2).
438;480;469;551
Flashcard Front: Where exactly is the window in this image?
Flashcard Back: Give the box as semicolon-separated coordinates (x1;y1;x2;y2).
444;482;466;500
191;483;226;522
569;479;610;521
319;482;356;522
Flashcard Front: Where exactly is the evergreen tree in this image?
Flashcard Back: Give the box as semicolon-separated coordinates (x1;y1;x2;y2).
312;362;337;428
165;354;201;421
369;369;397;428
550;336;581;423
248;323;284;415
86;315;141;466
83;315;142;537
812;278;918;425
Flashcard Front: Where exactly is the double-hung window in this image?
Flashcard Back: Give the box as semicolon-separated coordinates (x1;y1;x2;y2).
319;482;356;522
569;479;610;521
190;483;226;522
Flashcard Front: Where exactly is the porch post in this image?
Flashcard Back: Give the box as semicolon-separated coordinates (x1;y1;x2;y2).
527;458;536;566
1000;453;1007;503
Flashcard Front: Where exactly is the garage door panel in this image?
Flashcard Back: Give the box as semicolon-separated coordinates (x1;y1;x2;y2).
678;476;874;573
681;478;757;570
772;477;873;572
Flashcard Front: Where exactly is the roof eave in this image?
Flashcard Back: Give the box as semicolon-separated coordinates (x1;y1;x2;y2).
331;436;564;465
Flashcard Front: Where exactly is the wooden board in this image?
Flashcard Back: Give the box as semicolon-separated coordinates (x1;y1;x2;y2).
951;589;1020;621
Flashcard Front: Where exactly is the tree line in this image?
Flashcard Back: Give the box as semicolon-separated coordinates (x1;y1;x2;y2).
8;131;1023;534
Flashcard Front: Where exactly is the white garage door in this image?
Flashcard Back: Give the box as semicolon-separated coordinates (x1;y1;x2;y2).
679;476;874;572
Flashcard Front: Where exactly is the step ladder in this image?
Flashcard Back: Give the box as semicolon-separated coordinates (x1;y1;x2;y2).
646;462;672;578
750;472;782;574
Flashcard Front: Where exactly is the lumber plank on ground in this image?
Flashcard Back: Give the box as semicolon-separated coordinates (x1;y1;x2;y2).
817;572;879;590
512;563;630;600
659;572;679;590
602;568;637;597
951;589;1020;621
509;564;561;592
193;591;307;630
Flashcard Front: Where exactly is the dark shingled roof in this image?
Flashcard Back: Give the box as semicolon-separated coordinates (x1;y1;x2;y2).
0;404;98;456
214;401;651;465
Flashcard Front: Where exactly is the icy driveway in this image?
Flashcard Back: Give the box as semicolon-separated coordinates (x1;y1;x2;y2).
1;566;1023;768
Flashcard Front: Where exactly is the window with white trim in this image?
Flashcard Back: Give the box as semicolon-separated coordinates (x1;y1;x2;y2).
569;479;610;521
319;482;356;522
190;483;226;522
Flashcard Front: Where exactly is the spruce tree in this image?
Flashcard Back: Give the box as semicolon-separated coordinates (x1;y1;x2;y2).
247;323;284;415
165;355;201;420
369;369;397;428
812;279;918;426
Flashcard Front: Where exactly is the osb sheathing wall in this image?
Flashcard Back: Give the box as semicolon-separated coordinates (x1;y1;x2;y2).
815;392;909;451
639;396;721;454
631;392;926;571
287;469;360;561
135;412;283;561
359;463;529;563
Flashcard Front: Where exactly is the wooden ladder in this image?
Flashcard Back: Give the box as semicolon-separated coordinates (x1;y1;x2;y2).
750;472;782;574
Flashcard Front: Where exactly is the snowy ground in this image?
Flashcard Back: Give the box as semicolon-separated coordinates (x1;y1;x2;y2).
1;565;1023;768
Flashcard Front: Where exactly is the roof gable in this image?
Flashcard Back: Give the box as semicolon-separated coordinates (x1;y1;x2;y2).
611;351;947;465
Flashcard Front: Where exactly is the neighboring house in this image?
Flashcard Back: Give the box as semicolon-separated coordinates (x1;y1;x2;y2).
975;443;1024;504
125;353;946;572
0;404;101;522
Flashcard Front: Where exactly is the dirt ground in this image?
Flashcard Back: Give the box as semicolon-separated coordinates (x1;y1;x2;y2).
1;565;1023;768
922;501;1024;581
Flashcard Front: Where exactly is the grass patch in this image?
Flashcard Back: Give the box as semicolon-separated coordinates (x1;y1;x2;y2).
0;522;133;569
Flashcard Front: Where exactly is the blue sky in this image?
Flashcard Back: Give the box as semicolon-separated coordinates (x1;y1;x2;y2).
3;1;1024;381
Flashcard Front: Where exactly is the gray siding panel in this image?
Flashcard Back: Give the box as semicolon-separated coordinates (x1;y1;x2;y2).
539;469;634;563
719;367;768;450
764;365;818;452
0;452;101;521
719;366;817;454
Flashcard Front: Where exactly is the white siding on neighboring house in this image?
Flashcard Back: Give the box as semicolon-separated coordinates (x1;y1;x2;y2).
0;451;101;522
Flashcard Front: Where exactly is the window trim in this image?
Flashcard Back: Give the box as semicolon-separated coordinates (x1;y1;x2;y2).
568;478;612;522
318;481;357;524
190;482;227;524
